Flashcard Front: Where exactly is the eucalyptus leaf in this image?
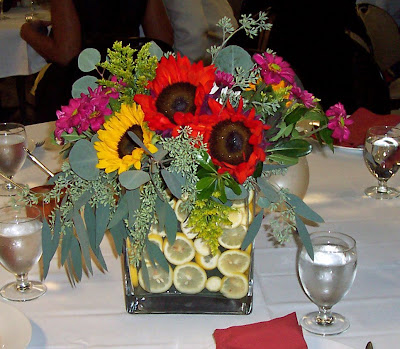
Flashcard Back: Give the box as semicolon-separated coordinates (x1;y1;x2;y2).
140;258;151;292
155;196;166;230
153;148;168;162
109;220;129;254
286;193;324;223
214;45;253;75
78;48;101;72
295;214;314;260
146;241;169;272
241;211;263;250
119;170;150;190
126;189;140;227
108;193;128;229
127;131;154;156
72;75;98;98
161;169;183;199
84;203;96;250
61;225;73;265
95;203;110;247
41;219;59;279
149;41;164;59
226;186;248;200
257;196;271;208
74;189;93;210
69;139;100;180
70;236;83;281
257;177;280;203
72;209;93;274
165;203;177;245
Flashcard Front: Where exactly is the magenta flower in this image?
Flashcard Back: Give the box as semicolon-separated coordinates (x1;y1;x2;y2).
215;70;235;88
326;103;353;142
290;84;317;108
253;52;295;85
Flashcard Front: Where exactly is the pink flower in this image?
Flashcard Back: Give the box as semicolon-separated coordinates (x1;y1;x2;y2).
215;70;235;88
326;103;353;142
253;52;295;85
290;84;317;108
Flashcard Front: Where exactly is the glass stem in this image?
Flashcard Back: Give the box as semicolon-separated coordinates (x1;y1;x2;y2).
15;273;32;292
377;179;388;193
316;306;334;326
0;0;3;19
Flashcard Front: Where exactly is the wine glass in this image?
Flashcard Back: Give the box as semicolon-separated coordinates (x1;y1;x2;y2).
25;0;38;21
363;125;400;199
0;205;47;301
0;123;28;196
298;231;357;335
0;0;10;20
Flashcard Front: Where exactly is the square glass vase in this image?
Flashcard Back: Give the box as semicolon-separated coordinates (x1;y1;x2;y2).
123;194;256;315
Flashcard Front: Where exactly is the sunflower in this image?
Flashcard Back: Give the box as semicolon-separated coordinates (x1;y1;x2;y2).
134;54;216;134
193;99;268;184
94;103;157;174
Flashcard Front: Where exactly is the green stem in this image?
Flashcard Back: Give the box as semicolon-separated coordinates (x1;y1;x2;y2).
297;124;328;139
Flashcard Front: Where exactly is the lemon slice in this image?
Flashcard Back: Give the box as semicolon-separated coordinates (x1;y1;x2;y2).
148;233;164;251
220;273;249;299
129;264;139;288
220;207;243;229
174;199;189;222
173;262;207;294
218;225;247;250
194;251;220;270
163;233;195;265
194;238;211;256
138;263;173;293
181;220;198;239
241;207;253;226
206;276;222;292
150;223;166;237
217;249;251;276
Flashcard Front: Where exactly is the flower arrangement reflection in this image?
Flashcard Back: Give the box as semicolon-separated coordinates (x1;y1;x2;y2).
25;14;351;283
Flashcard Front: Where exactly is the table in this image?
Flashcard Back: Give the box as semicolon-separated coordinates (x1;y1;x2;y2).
1;121;400;348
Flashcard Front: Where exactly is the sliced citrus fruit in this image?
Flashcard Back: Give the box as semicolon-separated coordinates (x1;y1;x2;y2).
218;225;247;250
138;263;173;293
163;233;195;265
217;249;251;276
129;264;139;288
148;233;164;251
180;220;198;240
206;276;222;292
220;273;249;299
174;199;189;222
150;223;166;237
220;207;243;229
173;262;207;294
194;251;220;270
194;238;211;256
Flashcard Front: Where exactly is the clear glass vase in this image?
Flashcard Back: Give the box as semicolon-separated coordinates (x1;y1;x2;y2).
123;193;256;315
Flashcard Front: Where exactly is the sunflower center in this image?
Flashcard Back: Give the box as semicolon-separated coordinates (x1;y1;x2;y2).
208;120;253;165
118;125;144;158
155;82;197;122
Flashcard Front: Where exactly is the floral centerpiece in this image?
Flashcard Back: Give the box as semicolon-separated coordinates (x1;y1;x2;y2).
24;13;351;313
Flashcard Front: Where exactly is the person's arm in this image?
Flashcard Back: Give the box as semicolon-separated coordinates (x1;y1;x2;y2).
142;0;174;47
20;0;81;66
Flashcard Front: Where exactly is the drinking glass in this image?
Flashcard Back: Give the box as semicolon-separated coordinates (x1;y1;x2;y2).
298;231;357;335
25;0;37;20
0;205;46;301
0;123;27;196
0;0;10;20
363;125;400;199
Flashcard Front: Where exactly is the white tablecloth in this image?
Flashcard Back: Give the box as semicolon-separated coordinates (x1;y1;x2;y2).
0;7;49;78
0;122;400;348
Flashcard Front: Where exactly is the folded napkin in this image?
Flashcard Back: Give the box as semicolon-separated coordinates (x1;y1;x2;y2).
213;312;307;349
336;107;400;148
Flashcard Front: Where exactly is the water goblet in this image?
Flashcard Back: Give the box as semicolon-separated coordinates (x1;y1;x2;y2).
363;125;400;199
0;0;10;20
0;123;28;196
0;205;47;301
298;231;357;335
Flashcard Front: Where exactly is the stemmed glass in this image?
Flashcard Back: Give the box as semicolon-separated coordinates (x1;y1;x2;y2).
298;231;357;335
0;123;28;196
25;0;38;21
0;205;47;301
363;125;400;199
0;0;10;20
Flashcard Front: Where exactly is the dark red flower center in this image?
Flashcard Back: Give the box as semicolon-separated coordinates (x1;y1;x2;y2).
118;125;144;158
155;82;197;122
208;120;253;165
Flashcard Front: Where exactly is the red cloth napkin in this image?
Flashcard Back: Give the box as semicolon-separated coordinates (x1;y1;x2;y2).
336;107;400;148
213;312;307;349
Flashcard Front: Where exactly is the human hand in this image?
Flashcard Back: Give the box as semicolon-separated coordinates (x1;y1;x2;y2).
20;20;50;38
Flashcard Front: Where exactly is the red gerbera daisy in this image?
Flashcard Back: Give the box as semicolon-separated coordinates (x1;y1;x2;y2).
134;54;216;134
191;99;269;184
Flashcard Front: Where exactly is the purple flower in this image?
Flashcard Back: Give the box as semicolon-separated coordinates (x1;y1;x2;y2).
253;52;295;85
290;84;317;108
326;103;353;142
215;70;235;88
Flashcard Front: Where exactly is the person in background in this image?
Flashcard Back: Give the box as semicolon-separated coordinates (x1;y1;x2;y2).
20;0;173;123
163;0;238;63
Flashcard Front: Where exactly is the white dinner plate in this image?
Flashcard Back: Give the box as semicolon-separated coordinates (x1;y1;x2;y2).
305;335;355;349
0;301;32;348
333;144;363;153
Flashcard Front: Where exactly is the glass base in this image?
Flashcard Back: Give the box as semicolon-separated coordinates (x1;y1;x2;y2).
364;185;400;199
300;311;350;336
1;280;47;302
0;183;23;197
0;15;10;20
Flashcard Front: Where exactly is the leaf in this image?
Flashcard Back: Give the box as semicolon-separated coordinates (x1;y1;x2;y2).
126;189;140;227
165;203;177;245
197;178;216;200
109;220;129;254
69;139;99;180
146;241;169;272
225;186;248;200
286;193;324;223
295;214;314;260
127;131;154;156
196;151;217;173
96;203;110;248
108;193;128;229
161;169;183;199
140;258;151;292
257;196;271;208
61;225;73;265
84;203;96;249
285;106;308;125
155;196;167;231
225;177;242;195
72;209;93;274
119;170;150;190
217;178;227;203
241;211;263;250
257;177;280;203
197;176;216;191
78;48;101;72
41;219;59;279
71;75;98;98
153;148;168;162
70;235;83;281
214;45;253;75
267;153;299;166
270;139;312;157
149;41;164;60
